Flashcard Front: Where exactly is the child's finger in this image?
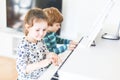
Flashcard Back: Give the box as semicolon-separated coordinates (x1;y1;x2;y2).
53;56;62;66
52;57;59;66
70;41;78;45
69;44;76;48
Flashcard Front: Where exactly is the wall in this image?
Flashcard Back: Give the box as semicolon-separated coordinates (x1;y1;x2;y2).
0;28;23;58
0;0;120;39
0;1;23;58
0;0;6;28
0;0;120;57
61;0;120;40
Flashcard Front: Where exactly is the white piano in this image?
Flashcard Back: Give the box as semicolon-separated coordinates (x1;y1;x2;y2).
39;0;120;80
59;34;120;80
39;31;120;80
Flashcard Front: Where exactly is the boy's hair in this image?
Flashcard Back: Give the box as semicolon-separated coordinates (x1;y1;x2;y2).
24;8;48;36
43;7;63;26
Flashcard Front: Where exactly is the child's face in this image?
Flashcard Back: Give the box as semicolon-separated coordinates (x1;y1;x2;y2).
48;23;61;32
27;20;48;41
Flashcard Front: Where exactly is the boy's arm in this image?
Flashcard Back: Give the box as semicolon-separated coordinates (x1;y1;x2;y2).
56;36;71;44
51;44;68;54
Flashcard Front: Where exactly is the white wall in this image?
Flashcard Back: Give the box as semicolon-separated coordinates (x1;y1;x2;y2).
0;0;6;28
61;0;120;40
0;0;120;38
0;0;120;44
0;0;23;58
0;0;120;40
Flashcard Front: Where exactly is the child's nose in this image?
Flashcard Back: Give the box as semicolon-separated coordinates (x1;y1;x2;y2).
39;30;44;35
39;30;46;37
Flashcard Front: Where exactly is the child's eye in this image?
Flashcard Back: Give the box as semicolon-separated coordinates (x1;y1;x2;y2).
43;29;46;31
36;30;39;32
57;24;61;27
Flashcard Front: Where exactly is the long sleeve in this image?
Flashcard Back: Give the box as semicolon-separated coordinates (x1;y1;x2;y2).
51;44;67;54
17;38;49;80
44;32;70;54
16;46;29;79
56;36;70;44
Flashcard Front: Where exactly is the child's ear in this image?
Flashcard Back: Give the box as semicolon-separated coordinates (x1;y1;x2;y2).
25;24;31;30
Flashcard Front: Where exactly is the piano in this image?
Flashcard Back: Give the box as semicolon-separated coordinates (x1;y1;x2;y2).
39;0;117;80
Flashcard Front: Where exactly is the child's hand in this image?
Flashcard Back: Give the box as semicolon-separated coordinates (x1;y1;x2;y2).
68;40;78;50
47;52;62;66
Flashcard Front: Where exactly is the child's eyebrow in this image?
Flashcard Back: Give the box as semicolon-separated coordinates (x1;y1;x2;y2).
35;28;40;30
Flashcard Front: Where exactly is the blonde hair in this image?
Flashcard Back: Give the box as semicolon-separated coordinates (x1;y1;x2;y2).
43;7;63;26
24;8;48;36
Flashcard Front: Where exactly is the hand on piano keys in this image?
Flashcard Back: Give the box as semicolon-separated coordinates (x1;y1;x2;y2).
46;52;62;66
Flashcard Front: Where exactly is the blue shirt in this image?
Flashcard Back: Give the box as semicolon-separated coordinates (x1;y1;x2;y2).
43;32;70;54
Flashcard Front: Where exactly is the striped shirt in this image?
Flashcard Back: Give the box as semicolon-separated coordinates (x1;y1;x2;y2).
44;32;70;54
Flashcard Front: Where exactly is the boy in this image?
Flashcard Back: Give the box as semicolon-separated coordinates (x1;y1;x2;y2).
43;7;77;80
43;7;77;55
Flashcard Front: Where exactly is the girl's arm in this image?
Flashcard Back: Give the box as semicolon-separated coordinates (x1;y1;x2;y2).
26;52;61;73
17;46;51;74
26;58;52;73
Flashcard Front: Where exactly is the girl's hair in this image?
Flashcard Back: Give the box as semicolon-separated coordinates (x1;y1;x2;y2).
43;7;63;26
24;8;48;36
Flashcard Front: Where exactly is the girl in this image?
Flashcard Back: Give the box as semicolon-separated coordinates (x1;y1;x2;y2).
16;8;61;80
